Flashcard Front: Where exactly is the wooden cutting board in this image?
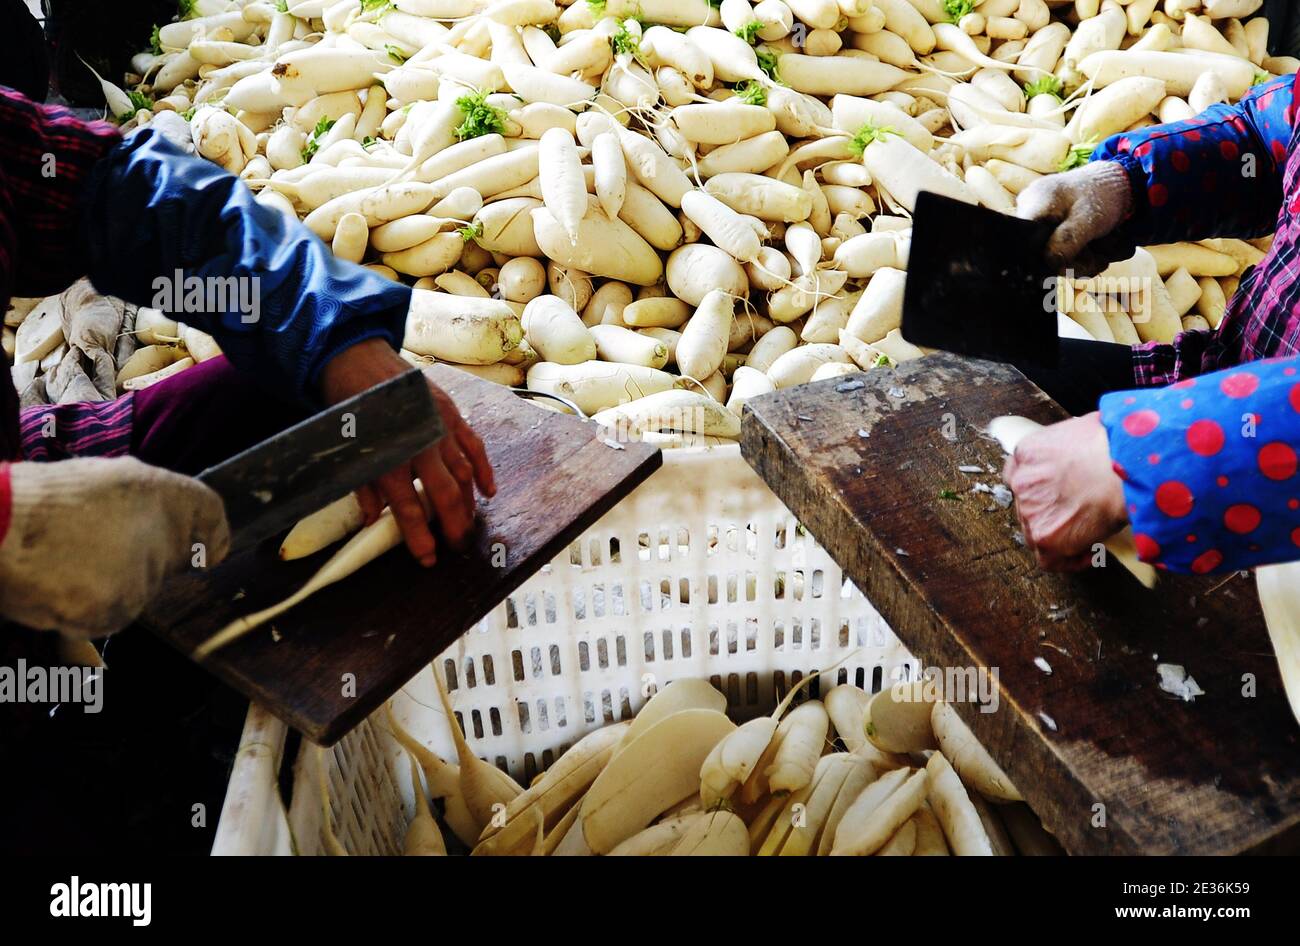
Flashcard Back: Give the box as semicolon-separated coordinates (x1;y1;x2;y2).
741;353;1300;855
144;365;661;745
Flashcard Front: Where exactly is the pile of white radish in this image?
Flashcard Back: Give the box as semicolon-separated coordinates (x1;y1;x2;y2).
5;290;223;401
102;0;1284;451
373;672;1061;856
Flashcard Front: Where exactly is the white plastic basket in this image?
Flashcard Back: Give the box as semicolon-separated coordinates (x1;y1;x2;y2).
212;445;917;856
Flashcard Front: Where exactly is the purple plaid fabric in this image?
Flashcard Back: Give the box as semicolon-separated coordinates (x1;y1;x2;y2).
0;87;121;461
1095;73;1300;386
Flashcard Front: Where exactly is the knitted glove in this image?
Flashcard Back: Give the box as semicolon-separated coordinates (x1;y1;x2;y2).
0;457;230;638
1016;160;1136;275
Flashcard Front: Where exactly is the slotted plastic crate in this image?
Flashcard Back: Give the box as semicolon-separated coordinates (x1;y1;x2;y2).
212;445;916;855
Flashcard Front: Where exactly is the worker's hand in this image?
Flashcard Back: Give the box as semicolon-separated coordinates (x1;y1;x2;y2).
319;338;496;566
0;457;230;638
1002;412;1128;573
1016;160;1136;275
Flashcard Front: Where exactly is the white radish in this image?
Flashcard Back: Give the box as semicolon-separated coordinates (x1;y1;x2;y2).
539;127;587;245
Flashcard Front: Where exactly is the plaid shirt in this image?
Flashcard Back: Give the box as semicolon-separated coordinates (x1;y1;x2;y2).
1097;72;1300;385
0;88;121;460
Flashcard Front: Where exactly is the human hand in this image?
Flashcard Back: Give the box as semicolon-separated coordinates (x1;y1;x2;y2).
319;338;496;566
1015;160;1135;275
1001;412;1128;572
0;457;230;637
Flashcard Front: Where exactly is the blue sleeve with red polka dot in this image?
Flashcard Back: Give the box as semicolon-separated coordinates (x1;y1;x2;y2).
1099;356;1300;575
1094;74;1296;245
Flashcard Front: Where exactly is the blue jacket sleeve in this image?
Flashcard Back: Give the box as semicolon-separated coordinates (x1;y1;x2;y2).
1099;355;1300;575
78;127;410;405
1094;74;1297;246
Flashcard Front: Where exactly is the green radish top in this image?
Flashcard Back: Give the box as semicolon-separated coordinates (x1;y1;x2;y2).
455;89;507;141
1023;75;1064;102
847;121;897;158
734;80;767;107
756;48;781;83
734;20;763;45
611;23;642;58
944;0;976;22
1059;141;1097;171
300;116;336;163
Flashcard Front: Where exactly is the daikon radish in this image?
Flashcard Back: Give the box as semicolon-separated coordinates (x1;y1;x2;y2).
1078;48;1255;98
778;53;909;97
698;130;790;178
1255;563;1300;727
623;297;691;328
589;324;669;368
608;814;709;855
926;752;994;855
617;181;683;252
767;343;853;387
538;127;587;245
474;198;546;257
404;291;523;364
122;357;195;391
672;290;736;381
931;701;1022;802
532;201;664;286
280;493;365;560
194;498;414;659
725;365;776;416
593;388;742;439
475;722;629;855
1065;76;1167;143
765;700;830;794
430;670;523;834
402;755;448;856
1146;242;1238;277
830;94;933;152
680;191;762;264
115;344;180;390
526;361;680;414
860;132;977;212
865;680;939;753
832;766;928;856
591;132;627;220
845;267;907;343
666;244;749;306
580;708;736;854
745;325;799;373
522;295;597;364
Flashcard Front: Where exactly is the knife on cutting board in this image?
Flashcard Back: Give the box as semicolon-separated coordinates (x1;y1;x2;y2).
901;191;1060;367
198;368;444;554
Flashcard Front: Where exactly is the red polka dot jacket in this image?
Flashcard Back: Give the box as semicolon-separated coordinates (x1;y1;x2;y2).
1096;73;1300;573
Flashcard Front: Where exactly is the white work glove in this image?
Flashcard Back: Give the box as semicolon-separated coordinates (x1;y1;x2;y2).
1016;160;1135;275
0;458;230;638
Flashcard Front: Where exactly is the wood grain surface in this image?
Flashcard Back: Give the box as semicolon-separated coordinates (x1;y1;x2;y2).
741;353;1300;855
145;365;661;745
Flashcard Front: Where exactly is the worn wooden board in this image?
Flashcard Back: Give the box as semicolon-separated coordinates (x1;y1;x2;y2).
741;353;1300;855
144;365;661;745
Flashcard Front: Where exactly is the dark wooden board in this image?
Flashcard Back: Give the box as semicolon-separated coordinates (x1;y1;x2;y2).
144;365;661;746
741;353;1300;855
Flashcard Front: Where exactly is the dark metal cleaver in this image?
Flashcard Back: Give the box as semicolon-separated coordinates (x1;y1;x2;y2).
901;191;1060;368
198;369;444;553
